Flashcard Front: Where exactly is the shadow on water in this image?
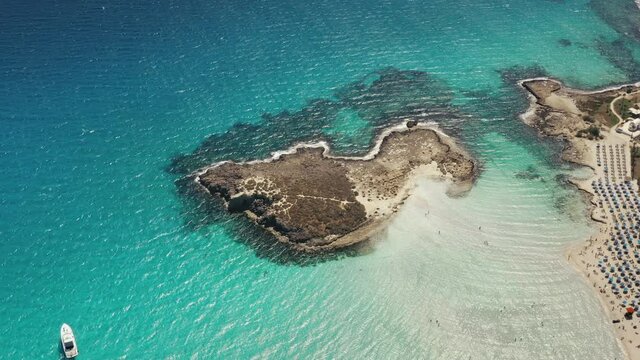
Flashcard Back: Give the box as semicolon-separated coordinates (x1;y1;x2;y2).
57;342;69;360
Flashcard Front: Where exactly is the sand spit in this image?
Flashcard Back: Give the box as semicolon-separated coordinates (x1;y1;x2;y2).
189;121;477;253
519;78;640;359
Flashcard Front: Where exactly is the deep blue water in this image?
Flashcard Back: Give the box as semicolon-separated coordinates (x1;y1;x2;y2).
2;0;640;358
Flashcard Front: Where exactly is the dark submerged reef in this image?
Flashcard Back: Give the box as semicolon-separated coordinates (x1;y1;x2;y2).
494;65;590;170
515;165;544;181
558;39;572;47
589;0;640;81
590;0;640;43
595;37;640;80
168;67;463;175
553;174;594;223
457;65;566;167
498;65;548;85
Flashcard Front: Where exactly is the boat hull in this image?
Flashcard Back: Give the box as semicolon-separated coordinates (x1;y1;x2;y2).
60;323;78;358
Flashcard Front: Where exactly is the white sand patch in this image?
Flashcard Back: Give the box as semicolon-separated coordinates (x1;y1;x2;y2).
545;93;581;115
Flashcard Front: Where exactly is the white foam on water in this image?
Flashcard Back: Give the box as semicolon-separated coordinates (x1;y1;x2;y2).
193;121;444;177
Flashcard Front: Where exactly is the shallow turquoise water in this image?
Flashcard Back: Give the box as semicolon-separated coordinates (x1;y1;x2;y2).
1;0;640;358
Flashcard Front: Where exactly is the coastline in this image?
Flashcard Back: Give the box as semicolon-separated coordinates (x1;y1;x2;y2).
518;77;640;96
190;121;477;253
191;121;466;177
518;77;640;359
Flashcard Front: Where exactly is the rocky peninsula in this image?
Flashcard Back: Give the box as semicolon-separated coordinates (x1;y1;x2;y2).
190;122;476;252
521;78;637;164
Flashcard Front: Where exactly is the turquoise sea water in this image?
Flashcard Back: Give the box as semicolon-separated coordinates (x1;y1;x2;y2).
2;0;640;358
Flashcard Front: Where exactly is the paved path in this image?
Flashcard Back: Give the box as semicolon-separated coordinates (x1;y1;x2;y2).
610;91;640;125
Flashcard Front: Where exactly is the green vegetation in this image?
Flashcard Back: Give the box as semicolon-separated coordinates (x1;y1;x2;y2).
607;108;619;126
577;95;617;127
614;94;640;120
617;98;633;119
576;125;602;140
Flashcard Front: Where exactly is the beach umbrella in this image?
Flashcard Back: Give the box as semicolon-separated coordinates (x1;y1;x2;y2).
627;307;635;314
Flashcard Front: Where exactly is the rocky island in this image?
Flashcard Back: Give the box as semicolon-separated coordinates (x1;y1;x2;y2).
190;122;476;252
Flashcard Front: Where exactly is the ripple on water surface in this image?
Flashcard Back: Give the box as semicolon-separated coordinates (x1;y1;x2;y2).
2;0;640;358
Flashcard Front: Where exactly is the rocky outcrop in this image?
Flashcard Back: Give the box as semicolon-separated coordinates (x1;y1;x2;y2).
192;123;476;252
519;78;638;165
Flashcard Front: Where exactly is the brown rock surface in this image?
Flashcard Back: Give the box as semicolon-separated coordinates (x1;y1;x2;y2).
520;78;638;165
194;124;476;252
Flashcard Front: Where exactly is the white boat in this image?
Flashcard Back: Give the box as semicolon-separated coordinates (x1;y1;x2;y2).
60;323;78;358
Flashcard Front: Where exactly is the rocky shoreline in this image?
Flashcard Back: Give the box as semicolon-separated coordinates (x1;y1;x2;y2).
520;78;635;165
189;121;476;252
